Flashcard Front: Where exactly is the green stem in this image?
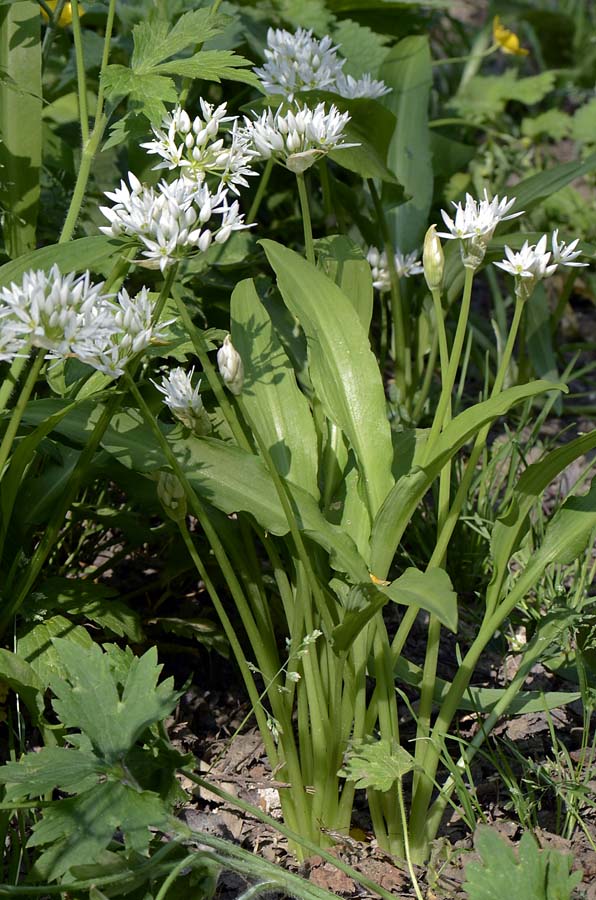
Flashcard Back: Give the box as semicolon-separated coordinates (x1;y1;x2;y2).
248;158;274;224
296;171;315;265
0;355;28;416
422;267;474;464
59;114;107;243
0;351;44;478
41;0;69;64
58;0;115;242
70;0;88;143
172;296;251;451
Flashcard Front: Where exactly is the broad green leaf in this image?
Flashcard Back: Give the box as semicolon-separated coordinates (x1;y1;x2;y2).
37;577;144;642
327;96;399;181
131;10;222;70
382;567;457;632
572;97;596;144
451;71;556;120
521;109;571;141
0;747;103;798
464;827;582;900
231;278;319;498
107;411;369;582
0;648;43;720
333;567;457;653
0;1;41;257
28;781;169;881
488;431;596;610
370;380;567;577
18;615;93;687
261;239;394;518
20;400;369;581
50;641;179;763
154;51;259;86
338;738;414;791
508;151;596;217
332;19;389;78
315;235;374;332
0;236;121;289
380;36;433;249
394;657;579;714
101;65;177;120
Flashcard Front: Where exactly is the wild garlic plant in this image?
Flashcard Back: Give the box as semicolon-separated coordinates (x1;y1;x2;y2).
1;7;595;889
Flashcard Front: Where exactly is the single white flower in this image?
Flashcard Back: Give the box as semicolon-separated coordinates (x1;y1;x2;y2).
551;229;588;268
254;26;390;101
438;191;523;269
217;334;244;395
244;103;357;174
366;246;423;291
153;366;211;434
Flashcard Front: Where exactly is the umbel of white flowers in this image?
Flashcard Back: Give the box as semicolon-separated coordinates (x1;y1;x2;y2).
153;366;212;435
366;246;423;291
140;100;259;195
100;172;250;272
0;265;165;377
438;191;523;270
254;26;391;101
494;230;588;302
244;102;358;174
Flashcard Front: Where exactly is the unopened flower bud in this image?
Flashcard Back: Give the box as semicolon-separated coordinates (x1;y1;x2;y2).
217;334;244;395
423;225;444;291
157;472;187;522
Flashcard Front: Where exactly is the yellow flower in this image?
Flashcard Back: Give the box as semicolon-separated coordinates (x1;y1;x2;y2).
493;16;529;56
41;2;84;28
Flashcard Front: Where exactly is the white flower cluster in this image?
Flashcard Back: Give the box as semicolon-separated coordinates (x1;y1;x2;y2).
255;27;390;101
366;246;423;291
244;102;357;174
0;265;165;377
439;191;523;270
100;172;249;272
140;101;258;195
494;230;587;301
153;366;211;434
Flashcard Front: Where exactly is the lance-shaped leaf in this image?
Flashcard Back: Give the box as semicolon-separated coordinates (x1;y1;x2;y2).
261;239;394;518
0;236;121;289
231;278;319;498
370;380;567;578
